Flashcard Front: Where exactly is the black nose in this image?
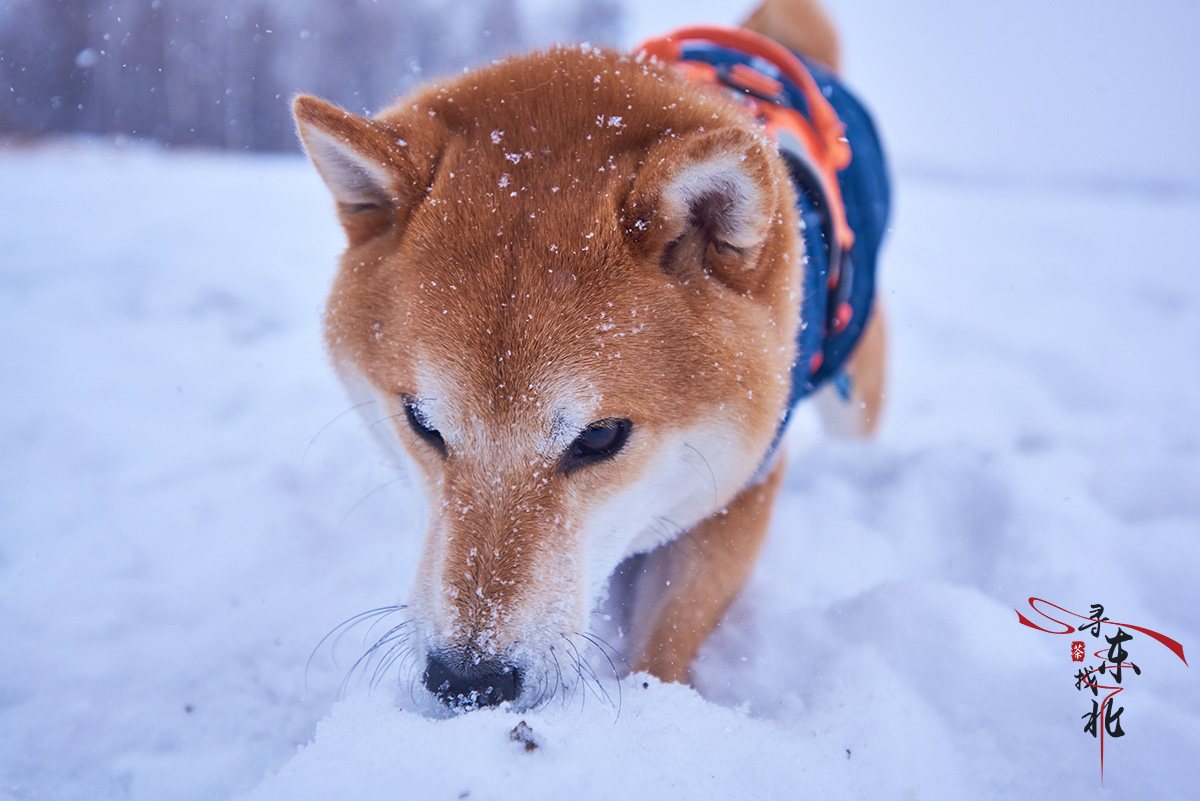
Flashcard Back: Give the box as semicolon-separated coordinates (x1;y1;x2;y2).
423;653;522;709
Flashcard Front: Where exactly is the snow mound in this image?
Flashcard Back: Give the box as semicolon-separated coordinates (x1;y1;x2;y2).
240;679;853;801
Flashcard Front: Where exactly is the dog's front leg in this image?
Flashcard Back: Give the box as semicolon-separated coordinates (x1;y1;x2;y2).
632;454;787;684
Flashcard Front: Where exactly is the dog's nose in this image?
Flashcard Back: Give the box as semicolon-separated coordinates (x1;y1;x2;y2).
423;653;522;709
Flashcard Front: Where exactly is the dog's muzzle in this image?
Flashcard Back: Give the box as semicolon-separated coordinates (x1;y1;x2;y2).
422;652;523;709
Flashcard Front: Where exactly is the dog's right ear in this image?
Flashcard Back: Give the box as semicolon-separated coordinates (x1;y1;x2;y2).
292;95;440;243
622;127;786;295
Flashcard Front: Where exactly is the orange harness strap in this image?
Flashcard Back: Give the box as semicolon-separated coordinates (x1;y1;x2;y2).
639;25;856;252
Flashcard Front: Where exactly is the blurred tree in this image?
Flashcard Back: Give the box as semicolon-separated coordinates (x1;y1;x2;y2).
0;0;90;135
477;0;522;63
0;0;626;151
570;0;624;46
87;0;168;140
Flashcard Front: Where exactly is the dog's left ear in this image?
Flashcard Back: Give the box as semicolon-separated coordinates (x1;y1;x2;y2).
623;128;785;292
293;95;442;243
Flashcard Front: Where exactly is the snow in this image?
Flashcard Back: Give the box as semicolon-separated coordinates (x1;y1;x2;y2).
3;2;1200;799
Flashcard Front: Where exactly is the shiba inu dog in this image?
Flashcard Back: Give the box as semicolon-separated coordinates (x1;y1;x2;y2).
294;0;887;712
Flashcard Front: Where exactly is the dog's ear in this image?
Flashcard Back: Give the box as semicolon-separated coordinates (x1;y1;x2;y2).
292;95;440;243
623;128;782;291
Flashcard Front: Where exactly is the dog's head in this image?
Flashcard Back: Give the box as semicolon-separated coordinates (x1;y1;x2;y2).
295;46;801;712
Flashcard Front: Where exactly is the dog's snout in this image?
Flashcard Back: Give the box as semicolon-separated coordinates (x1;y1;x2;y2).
423;653;522;709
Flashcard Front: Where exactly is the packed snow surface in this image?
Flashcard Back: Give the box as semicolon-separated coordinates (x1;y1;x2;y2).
3;2;1200;800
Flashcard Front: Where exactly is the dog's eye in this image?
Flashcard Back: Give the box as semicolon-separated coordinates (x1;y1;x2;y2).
561;418;631;473
402;396;446;456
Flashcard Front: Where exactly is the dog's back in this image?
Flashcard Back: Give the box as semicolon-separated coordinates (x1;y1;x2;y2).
745;0;840;72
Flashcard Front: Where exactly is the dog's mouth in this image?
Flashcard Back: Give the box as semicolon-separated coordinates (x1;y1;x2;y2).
408;627;628;714
422;650;523;710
